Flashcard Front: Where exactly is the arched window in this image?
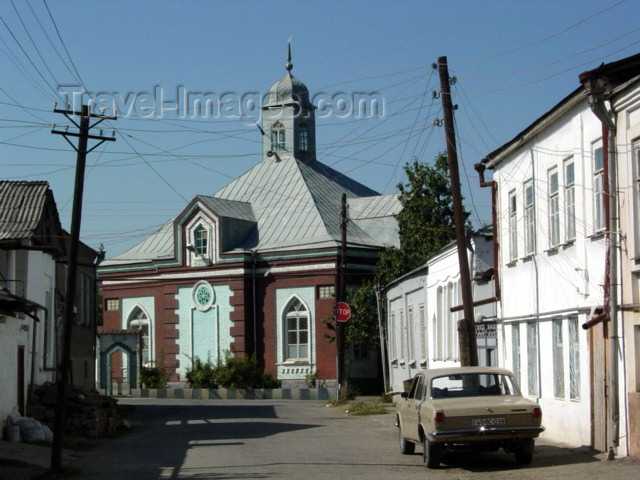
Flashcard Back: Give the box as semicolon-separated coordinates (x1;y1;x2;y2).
271;122;285;150
298;123;309;152
193;225;208;256
128;307;150;366
284;297;309;360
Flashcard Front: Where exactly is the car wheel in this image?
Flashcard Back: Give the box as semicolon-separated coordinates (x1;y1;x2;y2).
514;438;534;465
398;423;415;454
422;436;439;468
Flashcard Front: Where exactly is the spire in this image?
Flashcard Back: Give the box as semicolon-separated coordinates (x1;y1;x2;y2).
285;42;293;73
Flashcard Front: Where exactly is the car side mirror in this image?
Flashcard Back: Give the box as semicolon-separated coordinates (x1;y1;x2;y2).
400;391;408;399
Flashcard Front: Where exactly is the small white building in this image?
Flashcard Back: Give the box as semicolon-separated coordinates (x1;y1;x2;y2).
0;181;64;425
385;229;496;393
0;181;99;426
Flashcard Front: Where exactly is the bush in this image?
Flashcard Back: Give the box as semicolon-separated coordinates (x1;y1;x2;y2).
185;354;281;389
185;358;218;388
140;367;167;389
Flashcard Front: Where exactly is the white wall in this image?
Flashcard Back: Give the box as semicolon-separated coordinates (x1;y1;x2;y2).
0;249;56;426
492;99;614;449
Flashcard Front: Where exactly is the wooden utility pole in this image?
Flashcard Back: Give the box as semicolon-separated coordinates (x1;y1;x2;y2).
50;105;115;471
436;56;478;366
336;193;347;397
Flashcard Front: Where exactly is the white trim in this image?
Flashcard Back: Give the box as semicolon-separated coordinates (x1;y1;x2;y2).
102;262;337;286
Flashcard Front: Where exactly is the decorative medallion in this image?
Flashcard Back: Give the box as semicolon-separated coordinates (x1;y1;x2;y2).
192;280;214;311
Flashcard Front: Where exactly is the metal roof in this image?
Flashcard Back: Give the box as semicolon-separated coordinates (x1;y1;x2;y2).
103;156;400;265
0;181;58;241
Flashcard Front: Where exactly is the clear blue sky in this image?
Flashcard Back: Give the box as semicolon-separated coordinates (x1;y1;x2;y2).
2;1;639;258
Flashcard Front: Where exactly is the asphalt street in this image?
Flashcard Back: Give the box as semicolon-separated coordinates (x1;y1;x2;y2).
3;398;637;480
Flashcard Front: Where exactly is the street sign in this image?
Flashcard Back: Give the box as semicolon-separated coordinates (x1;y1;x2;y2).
335;302;351;322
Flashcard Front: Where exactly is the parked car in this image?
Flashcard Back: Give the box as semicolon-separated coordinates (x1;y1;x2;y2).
396;367;544;468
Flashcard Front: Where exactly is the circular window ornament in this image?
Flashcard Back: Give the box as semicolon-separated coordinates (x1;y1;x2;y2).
193;281;214;311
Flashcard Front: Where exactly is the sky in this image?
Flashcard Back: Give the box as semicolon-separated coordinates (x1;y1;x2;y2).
1;0;639;259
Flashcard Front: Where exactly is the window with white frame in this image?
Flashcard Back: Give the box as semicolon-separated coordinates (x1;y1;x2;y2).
407;305;415;362
194;225;208;256
552;318;565;399
524;181;535;255
548;168;560;248
447;282;455;359
419;304;426;362
317;285;335;299
593;144;605;232
284;297;309;361
390;312;397;361
399;309;405;362
565;158;576;241
569;316;580;400
634;139;640;257
512;324;521;386
106;298;119;311
128;306;151;367
509;190;518;262
271;121;286;150
435;286;443;360
298;123;309;152
527;321;538;396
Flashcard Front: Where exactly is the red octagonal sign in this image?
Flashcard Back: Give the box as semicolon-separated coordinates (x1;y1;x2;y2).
335;302;351;322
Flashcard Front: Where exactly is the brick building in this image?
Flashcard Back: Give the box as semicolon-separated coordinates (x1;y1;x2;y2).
98;51;400;390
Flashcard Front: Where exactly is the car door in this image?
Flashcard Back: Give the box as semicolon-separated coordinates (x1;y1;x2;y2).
399;374;425;442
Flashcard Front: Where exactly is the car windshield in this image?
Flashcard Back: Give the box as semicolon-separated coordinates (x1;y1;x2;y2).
430;372;521;399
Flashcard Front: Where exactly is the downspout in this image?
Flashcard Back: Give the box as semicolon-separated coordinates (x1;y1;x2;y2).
584;87;620;457
474;163;501;301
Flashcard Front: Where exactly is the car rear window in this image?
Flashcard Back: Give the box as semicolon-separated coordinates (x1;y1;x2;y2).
430;373;520;399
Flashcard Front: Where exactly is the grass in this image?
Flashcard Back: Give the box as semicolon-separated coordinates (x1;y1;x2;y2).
344;401;388;416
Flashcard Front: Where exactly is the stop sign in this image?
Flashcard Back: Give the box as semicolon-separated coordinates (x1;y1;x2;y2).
335;302;351;322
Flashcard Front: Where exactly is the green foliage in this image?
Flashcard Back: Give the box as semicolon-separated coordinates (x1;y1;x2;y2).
343;152;469;350
394;152;467;273
305;370;325;388
139;367;167;389
345;401;388;416
185;357;218;388
344;279;380;350
185;354;281;389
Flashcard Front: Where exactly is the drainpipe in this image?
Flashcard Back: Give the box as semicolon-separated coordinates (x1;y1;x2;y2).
584;86;620;457
474;163;501;301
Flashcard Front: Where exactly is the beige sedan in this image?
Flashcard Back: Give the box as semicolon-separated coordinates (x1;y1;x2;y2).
396;366;544;468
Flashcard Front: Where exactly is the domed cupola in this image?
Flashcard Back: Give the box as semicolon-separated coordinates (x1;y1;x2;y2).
264;50;313;109
261;44;316;163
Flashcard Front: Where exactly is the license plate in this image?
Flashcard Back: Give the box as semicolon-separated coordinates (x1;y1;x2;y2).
472;417;506;426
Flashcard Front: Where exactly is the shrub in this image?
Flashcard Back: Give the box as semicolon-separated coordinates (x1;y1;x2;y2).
185;354;281;389
185;358;218;389
139;367;167;389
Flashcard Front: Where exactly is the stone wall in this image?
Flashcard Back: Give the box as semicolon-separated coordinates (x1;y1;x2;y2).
27;382;123;438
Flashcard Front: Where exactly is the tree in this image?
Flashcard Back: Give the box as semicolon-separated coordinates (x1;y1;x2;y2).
345;152;468;348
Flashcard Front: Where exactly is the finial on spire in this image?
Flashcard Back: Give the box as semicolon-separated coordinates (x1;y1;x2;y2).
285;41;293;72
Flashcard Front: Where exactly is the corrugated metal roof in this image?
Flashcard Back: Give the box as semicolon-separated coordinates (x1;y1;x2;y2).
0;181;52;241
104;156;400;265
196;196;256;222
100;220;174;265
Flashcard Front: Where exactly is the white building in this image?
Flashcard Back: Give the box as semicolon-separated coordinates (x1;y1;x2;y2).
0;181;64;425
479;53;640;456
580;54;640;457
0;181;99;426
385;229;495;393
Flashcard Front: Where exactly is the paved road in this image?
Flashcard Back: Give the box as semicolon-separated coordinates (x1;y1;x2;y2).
69;398;638;480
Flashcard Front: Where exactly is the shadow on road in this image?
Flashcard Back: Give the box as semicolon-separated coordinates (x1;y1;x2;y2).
74;403;324;479
413;442;602;472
